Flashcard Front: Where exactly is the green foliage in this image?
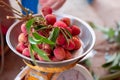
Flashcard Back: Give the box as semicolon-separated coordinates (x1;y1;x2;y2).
48;27;60;42
88;22;120;45
31;44;51;61
88;21;120;80
26;18;34;34
32;32;55;45
26;18;52;63
102;53;120;73
25;17;73;63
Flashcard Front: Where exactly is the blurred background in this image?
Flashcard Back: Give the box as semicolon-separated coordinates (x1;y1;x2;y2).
1;0;120;80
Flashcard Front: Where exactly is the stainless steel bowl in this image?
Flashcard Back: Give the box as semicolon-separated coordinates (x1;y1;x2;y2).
6;14;96;67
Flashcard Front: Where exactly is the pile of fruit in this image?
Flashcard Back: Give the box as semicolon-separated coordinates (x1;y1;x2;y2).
16;7;82;62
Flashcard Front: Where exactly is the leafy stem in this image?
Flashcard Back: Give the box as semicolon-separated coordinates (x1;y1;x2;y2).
88;22;120;44
26;17;52;63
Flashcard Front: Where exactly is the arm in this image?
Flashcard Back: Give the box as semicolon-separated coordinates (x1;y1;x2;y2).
40;0;66;11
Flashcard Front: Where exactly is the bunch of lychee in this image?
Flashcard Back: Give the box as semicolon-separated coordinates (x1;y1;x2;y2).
16;6;82;62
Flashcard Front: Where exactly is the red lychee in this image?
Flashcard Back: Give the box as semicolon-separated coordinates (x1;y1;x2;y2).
41;6;52;16
53;21;67;29
22;48;30;57
60;17;71;26
16;42;27;53
45;14;56;25
21;23;27;34
72;36;81;50
65;50;72;59
50;56;59;62
18;33;28;43
71;25;80;36
65;27;72;34
56;33;66;45
42;44;52;55
53;47;66;60
63;39;75;50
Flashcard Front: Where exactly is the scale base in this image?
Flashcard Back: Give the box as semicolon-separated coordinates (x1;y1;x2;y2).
15;64;93;80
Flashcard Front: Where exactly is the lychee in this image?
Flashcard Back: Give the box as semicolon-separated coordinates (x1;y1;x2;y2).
71;25;80;36
18;33;28;43
53;21;67;29
53;47;66;60
72;36;81;50
41;6;52;16
60;17;71;26
45;14;56;25
56;33;66;45
22;48;30;57
65;50;72;59
63;39;75;50
16;42;27;53
21;23;27;34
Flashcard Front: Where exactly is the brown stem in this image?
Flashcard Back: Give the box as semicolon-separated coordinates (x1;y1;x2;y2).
0;0;21;14
6;16;22;20
4;8;23;17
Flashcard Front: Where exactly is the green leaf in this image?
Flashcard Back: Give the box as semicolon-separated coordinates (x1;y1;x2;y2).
26;18;35;34
34;25;48;30
83;59;91;67
88;22;97;29
109;65;120;72
105;28;115;39
102;53;117;68
111;53;120;67
102;62;113;68
48;27;60;42
29;36;42;44
106;53;117;63
114;23;120;44
31;44;50;61
102;53;120;73
33;32;55;45
91;71;99;80
29;46;37;65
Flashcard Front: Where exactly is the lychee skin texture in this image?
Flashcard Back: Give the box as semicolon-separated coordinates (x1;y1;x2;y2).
65;27;72;34
60;17;71;26
53;21;68;29
53;47;66;60
56;33;66;45
65;50;72;59
72;37;81;50
16;42;26;53
41;6;52;16
18;33;28;43
63;39;75;50
45;14;56;25
50;56;59;62
71;25;80;36
22;48;30;57
21;23;27;34
42;44;52;55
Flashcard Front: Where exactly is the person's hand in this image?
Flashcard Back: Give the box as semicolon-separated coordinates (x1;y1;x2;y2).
39;0;66;11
